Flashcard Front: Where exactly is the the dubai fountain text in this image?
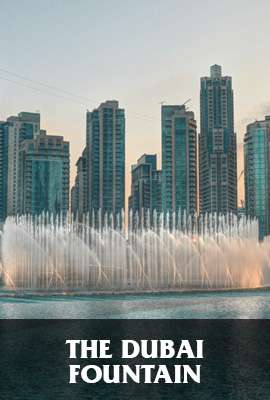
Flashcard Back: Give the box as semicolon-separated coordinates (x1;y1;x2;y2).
65;339;204;384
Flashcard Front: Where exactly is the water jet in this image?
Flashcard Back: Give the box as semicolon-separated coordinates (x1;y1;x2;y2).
1;211;269;292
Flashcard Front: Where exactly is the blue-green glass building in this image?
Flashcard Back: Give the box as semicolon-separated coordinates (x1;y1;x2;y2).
6;112;40;216
18;131;70;216
86;101;125;220
199;65;237;215
244;116;270;239
128;154;162;227
71;147;87;220
161;105;197;214
0;122;9;221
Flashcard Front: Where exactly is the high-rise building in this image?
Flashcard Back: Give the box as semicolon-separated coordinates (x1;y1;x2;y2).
70;186;78;219
7;112;40;215
86;100;125;220
128;154;162;227
161;104;197;214
244;116;270;239
18;131;70;216
71;148;87;220
199;65;237;214
0;122;9;221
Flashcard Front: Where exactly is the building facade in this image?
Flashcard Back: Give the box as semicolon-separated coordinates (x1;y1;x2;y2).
7;112;40;216
199;65;237;215
18;131;70;216
71;147;87;220
244;116;270;239
128;154;162;227
0;122;9;221
161;104;197;215
86;101;125;221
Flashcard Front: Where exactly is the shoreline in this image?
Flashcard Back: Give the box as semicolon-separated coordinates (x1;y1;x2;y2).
0;286;269;299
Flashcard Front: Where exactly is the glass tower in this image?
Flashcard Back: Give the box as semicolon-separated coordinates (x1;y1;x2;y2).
244;116;270;239
71;147;87;220
0;122;9;222
6;112;40;216
86;101;125;221
128;154;162;227
199;65;237;214
18;132;70;216
161;104;197;215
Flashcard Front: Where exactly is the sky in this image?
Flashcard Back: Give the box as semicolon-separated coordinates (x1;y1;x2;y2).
0;0;270;206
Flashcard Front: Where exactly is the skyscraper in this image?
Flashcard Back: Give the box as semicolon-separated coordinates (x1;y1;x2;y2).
18;131;70;216
86;100;125;221
71;148;87;220
199;65;237;214
244;116;270;239
128;154;162;227
7;112;40;215
161;104;197;215
0;122;9;222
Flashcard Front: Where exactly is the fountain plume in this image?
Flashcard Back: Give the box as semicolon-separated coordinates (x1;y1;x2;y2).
0;211;268;291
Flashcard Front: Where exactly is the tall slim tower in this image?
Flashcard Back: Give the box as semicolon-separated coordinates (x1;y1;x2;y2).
7;112;40;215
199;65;237;214
162;104;197;214
0;122;9;221
244;116;270;239
86;101;125;219
71;147;87;220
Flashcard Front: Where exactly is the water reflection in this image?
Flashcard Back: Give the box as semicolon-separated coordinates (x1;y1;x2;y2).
0;290;269;319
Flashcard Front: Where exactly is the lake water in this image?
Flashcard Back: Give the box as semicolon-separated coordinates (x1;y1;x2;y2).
0;289;270;318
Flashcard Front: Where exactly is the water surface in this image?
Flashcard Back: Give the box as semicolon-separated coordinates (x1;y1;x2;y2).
0;289;270;318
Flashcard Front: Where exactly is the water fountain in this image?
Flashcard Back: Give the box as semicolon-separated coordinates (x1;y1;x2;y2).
0;211;269;292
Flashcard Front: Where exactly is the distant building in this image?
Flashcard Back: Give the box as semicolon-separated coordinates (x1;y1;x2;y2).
199;65;237;215
71;186;78;219
71;148;87;220
128;154;162;227
18;131;70;216
0;122;9;221
161;104;197;215
86;101;125;222
237;205;246;219
244;116;270;239
151;169;162;216
7;112;40;215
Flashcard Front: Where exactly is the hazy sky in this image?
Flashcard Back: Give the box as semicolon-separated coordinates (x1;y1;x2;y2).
0;0;270;205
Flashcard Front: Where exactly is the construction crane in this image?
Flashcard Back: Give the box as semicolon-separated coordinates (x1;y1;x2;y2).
238;170;245;210
181;98;191;110
159;99;191;107
183;98;191;106
238;169;244;182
